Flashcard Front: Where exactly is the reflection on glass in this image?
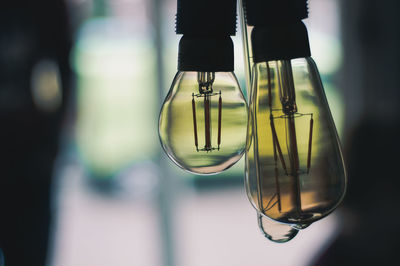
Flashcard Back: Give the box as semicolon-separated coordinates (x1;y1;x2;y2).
257;213;298;243
246;58;346;229
159;71;248;175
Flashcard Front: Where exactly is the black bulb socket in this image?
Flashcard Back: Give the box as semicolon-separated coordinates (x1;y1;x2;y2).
243;0;308;26
251;21;311;62
176;0;237;36
178;36;234;72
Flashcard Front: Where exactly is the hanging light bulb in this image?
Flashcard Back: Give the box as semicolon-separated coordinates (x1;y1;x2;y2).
243;0;346;229
246;56;346;229
159;0;248;174
159;68;247;174
238;0;301;241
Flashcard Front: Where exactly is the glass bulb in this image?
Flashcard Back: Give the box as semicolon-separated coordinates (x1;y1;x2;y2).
257;212;299;243
159;71;248;175
245;58;346;228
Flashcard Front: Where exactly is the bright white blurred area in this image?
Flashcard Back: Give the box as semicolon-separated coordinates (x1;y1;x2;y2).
51;160;162;266
50;0;344;265
51;158;339;266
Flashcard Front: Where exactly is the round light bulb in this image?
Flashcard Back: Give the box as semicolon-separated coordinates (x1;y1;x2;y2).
245;57;346;228
257;212;299;243
159;71;248;175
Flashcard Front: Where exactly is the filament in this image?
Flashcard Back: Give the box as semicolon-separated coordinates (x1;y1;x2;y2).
192;93;199;151
280;60;301;215
265;200;278;212
264;193;278;212
267;63;282;212
270;116;288;174
197;72;218;152
286;111;302;215
204;94;212;151
288;117;300;173
307;116;314;173
217;91;222;150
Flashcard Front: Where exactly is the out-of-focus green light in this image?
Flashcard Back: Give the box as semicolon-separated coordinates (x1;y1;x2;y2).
73;19;158;178
309;32;342;76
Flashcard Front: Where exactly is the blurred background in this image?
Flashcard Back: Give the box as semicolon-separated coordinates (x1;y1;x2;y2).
0;0;399;265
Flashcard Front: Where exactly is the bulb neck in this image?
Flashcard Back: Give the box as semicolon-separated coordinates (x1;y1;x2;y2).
243;0;311;61
177;36;234;72
175;0;237;72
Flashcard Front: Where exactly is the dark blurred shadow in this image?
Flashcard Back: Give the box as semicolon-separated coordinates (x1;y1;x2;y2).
312;0;400;265
0;0;71;265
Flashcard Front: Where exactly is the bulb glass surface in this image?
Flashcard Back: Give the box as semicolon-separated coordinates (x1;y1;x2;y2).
257;212;299;243
159;71;248;175
246;58;346;228
238;4;302;238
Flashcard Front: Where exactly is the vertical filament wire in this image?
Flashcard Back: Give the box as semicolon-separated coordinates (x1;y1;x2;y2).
267;63;282;212
279;60;302;215
193;72;221;152
307;115;314;173
287;115;302;214
204;94;212;151
192;93;199;151
217;91;222;150
277;60;303;215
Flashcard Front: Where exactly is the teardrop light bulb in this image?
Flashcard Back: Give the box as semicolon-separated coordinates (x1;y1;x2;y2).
237;0;305;241
159;71;248;175
257;212;299;243
245;57;346;229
